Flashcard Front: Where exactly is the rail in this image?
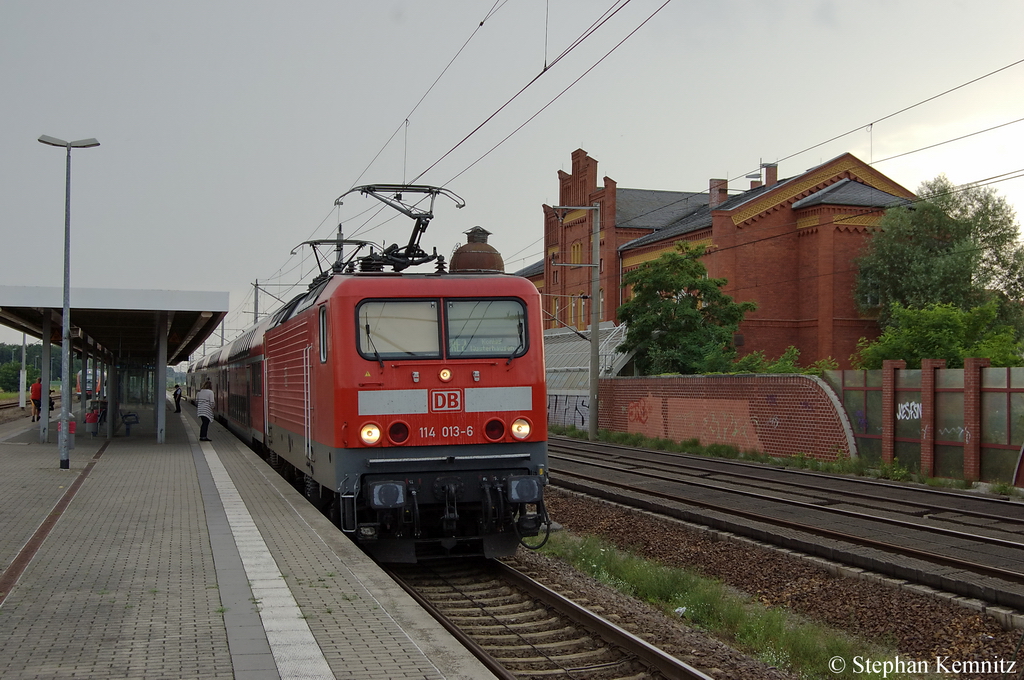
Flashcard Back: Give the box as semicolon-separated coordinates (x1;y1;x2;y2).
547;437;1024;609
385;560;713;680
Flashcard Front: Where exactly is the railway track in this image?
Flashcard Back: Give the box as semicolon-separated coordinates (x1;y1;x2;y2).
385;559;712;680
551;439;1024;530
0;396;61;413
548;437;1024;610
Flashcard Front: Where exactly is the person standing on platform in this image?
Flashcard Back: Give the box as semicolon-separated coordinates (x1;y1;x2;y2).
30;377;42;422
196;380;215;441
173;384;183;413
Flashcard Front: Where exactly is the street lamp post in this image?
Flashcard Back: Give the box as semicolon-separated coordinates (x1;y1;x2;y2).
38;134;100;469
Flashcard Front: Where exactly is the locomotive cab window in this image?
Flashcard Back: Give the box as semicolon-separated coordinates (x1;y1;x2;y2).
446;299;527;359
358;300;441;360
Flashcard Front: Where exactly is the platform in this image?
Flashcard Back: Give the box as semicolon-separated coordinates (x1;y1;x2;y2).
0;401;495;679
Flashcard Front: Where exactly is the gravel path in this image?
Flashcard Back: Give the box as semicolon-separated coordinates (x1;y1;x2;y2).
527;488;1024;678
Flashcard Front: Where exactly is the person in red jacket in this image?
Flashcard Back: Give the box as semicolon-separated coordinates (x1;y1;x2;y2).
30;378;42;422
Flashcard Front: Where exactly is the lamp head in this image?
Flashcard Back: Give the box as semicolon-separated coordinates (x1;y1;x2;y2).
38;135;100;148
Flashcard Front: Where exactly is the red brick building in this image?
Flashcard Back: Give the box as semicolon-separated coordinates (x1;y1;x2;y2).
517;148;915;368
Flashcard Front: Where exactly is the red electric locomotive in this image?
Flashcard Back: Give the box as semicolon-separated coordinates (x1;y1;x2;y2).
189;186;551;562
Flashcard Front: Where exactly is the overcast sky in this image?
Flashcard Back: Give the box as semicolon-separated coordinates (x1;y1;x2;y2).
3;1;1023;348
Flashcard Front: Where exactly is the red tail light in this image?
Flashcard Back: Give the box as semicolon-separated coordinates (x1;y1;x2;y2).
389;421;410;444
484;419;505;441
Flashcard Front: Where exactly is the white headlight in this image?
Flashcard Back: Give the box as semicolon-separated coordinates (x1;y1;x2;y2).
360;423;381;445
511;418;531;440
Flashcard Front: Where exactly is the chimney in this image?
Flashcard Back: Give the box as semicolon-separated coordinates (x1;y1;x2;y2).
709;178;729;209
764;163;778;187
749;180;762;190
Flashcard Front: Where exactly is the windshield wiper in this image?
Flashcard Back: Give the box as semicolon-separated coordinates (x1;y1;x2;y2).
506;320;524;366
365;323;384;369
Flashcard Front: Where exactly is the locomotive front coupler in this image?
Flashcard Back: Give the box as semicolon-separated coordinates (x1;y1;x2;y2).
440;482;460;535
516;511;542;536
480;478;495;530
516;498;552;547
409;485;422;538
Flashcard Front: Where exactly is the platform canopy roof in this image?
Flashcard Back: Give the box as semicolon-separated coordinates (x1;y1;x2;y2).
0;286;228;365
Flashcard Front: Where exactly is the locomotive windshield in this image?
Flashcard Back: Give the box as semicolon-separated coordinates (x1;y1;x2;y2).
446;300;526;358
356;297;527;361
358;300;442;359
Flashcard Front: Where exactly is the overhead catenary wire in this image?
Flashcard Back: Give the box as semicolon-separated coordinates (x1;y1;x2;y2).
347;0;510;190
380;123;1024;282
323;2;653;264
731;56;1024;186
871;116;1024;166
440;1;671;189
218;3;607;344
220;25;1024;350
410;0;644;184
610;60;1024;235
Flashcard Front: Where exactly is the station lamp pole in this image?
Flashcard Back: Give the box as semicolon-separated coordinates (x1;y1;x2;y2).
38;134;100;469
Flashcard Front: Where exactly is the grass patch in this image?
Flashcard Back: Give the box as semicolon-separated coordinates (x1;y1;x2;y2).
924;476;976;491
988;481;1020;497
540;532;915;679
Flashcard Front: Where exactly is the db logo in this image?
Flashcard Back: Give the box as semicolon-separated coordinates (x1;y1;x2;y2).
430;389;463;412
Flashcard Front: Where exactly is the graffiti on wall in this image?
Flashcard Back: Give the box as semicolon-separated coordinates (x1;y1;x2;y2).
897;401;922;421
937;426;971;443
627;397;651;424
548;394;589;430
702;412;753;441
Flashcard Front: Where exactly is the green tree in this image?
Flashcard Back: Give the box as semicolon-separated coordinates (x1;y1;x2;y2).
0;362;39;393
852;301;1023;369
616;242;756;375
855;174;1024;333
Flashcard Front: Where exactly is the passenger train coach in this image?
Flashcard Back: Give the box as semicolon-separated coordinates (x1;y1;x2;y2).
188;186;550;563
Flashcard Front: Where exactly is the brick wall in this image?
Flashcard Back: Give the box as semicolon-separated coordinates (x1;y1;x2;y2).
963;357;990;481
597;374;854;460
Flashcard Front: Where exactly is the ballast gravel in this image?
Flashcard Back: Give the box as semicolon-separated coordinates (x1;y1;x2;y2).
505;488;1024;679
